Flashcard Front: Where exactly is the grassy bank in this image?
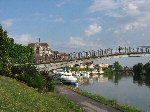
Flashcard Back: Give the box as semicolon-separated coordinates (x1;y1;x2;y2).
0;76;84;112
67;86;144;112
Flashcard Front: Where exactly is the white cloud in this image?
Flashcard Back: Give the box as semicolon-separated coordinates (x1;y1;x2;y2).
114;11;150;34
2;19;14;28
68;37;86;48
63;36;104;51
114;40;131;47
56;0;70;7
114;21;147;34
89;0;145;17
13;34;35;45
89;0;117;13
106;12;123;18
88;0;150;33
128;3;138;10
124;22;146;32
114;30;119;34
85;23;102;36
54;17;64;22
32;13;65;23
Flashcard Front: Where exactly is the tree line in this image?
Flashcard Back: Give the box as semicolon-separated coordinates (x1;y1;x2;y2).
0;25;46;90
133;62;150;76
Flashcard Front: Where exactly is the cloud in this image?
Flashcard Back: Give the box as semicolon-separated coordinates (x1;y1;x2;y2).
89;0;117;13
56;0;70;7
66;37;104;50
54;17;64;22
106;12;123;18
127;3;138;10
89;0;144;17
32;13;65;23
123;22;146;32
114;12;150;33
114;40;131;47
88;0;150;33
85;23;102;36
2;19;14;28
13;34;35;45
68;37;86;48
114;22;146;34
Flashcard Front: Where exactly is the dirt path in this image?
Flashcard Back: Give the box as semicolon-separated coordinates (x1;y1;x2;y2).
56;86;121;112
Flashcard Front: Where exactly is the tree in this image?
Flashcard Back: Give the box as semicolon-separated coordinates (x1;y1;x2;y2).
133;63;144;75
144;62;150;75
0;25;14;75
0;25;45;90
113;61;122;70
9;44;34;64
0;25;33;74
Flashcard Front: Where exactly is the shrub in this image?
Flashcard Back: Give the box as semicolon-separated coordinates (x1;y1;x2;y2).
11;64;45;90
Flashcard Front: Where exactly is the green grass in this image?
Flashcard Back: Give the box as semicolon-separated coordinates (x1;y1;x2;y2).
67;86;144;112
0;76;84;112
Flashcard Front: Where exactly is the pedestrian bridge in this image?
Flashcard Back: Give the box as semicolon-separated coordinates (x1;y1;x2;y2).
36;46;150;71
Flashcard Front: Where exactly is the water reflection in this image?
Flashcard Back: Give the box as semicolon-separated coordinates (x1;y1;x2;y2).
97;75;108;82
79;72;150;111
104;71;133;85
81;71;150;88
133;74;150;88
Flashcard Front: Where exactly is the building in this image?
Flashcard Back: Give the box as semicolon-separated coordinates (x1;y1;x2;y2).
80;64;87;68
99;64;109;69
88;64;94;69
28;42;53;56
28;40;69;63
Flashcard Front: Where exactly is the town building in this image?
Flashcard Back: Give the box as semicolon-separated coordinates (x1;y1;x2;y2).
28;42;53;56
28;39;69;63
99;64;109;69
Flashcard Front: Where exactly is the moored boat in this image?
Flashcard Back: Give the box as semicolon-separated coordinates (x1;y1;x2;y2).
60;73;77;85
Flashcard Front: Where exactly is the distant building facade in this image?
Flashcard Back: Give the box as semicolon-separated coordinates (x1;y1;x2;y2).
28;42;52;56
28;41;69;63
99;64;109;69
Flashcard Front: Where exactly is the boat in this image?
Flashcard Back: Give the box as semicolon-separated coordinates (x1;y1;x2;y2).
60;72;78;85
80;72;90;78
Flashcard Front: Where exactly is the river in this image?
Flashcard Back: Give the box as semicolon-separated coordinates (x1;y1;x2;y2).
79;73;150;111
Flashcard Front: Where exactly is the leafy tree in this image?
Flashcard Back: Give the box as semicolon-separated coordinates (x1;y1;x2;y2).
144;62;150;75
133;61;150;87
133;63;144;75
113;61;122;70
0;25;14;75
9;44;34;64
0;25;45;89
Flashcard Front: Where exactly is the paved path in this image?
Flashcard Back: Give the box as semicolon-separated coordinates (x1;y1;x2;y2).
56;86;121;112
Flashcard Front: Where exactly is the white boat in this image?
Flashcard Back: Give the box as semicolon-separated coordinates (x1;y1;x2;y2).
80;72;90;78
60;72;77;85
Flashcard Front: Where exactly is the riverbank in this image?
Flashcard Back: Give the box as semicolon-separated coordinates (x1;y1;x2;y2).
66;86;144;112
56;85;121;112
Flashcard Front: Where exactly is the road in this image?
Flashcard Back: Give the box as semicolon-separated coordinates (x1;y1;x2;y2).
56;86;121;112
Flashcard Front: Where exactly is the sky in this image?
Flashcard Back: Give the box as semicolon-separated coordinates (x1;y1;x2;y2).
0;0;150;66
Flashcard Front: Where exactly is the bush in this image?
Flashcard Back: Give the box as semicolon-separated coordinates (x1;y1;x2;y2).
11;64;45;90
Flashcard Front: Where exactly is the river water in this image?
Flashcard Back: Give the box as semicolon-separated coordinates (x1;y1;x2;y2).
79;74;150;111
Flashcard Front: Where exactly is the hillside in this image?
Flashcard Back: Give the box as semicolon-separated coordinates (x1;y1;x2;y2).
0;76;84;112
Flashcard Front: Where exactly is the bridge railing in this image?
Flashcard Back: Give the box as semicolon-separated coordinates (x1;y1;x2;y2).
34;46;150;64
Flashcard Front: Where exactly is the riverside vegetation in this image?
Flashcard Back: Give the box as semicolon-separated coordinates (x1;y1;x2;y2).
0;75;84;112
